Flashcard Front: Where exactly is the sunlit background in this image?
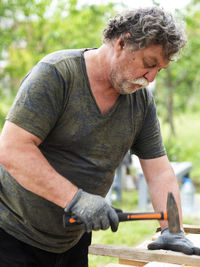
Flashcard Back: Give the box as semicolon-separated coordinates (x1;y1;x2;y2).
1;1;200;266
82;0;191;11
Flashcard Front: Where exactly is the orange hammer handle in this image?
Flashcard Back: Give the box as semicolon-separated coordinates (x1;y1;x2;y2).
118;211;168;222
64;211;168;226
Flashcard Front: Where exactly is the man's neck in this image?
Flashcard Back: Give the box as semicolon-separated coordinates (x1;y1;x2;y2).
84;46;120;115
84;45;119;96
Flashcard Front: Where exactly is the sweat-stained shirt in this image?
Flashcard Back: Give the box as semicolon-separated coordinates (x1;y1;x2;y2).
0;49;166;253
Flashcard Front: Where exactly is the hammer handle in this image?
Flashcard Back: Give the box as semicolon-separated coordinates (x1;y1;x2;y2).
118;211;168;222
64;211;168;226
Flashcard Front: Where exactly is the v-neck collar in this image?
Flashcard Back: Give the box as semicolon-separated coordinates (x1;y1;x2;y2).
80;49;123;118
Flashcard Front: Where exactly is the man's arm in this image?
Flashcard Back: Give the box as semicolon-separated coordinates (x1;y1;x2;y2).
0;120;78;208
139;155;183;229
0;120;119;232
140;155;200;255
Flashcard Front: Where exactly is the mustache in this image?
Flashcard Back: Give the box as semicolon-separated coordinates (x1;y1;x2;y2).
132;78;149;88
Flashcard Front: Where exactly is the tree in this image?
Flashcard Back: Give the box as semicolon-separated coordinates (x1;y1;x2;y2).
0;0;117;92
155;0;200;137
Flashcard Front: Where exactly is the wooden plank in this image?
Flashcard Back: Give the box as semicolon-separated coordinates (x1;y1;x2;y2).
134;240;150;249
156;225;200;234
186;233;200;247
119;258;147;266
89;244;200;266
144;262;182;266
105;264;136;267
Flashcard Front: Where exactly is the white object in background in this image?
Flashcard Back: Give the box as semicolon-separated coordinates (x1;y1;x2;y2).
180;177;195;215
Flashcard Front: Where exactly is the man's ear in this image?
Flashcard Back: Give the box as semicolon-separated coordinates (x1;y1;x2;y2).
119;38;125;49
114;37;124;54
118;33;132;49
114;33;132;56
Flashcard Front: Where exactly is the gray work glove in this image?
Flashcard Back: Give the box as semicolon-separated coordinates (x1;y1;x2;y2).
64;189;119;233
112;206;123;214
148;228;200;255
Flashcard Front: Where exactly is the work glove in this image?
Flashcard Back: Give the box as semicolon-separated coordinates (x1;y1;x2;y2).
64;189;119;233
112;206;123;214
148;227;200;255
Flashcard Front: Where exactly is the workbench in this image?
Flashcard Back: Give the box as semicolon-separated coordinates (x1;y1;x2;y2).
89;225;200;266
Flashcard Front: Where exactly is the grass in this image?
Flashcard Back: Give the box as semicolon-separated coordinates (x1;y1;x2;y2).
160;112;200;188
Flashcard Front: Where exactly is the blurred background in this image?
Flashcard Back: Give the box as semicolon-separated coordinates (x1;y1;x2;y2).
1;0;200;266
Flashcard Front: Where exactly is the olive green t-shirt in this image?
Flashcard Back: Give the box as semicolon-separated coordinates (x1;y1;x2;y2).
0;49;166;253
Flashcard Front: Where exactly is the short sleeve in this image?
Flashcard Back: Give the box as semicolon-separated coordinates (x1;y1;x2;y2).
6;62;66;140
131;96;166;159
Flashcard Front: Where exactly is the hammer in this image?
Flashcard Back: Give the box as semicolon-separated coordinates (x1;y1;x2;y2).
64;192;181;233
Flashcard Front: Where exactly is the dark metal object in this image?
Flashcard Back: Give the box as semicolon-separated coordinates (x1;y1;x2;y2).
167;192;181;233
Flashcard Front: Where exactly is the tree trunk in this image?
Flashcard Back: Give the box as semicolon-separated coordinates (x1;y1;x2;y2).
166;68;175;136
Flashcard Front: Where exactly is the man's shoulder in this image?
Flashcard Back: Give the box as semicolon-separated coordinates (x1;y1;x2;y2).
37;49;87;82
40;49;85;65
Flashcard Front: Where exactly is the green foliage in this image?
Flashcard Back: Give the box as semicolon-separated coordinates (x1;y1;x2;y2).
0;0;118;128
163;136;182;162
155;0;200;135
0;90;14;129
160;111;200;186
0;0;117;94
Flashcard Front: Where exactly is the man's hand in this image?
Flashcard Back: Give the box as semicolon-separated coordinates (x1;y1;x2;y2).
148;228;200;255
64;189;119;232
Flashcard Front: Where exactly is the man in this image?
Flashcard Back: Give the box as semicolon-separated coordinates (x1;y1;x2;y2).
0;6;199;267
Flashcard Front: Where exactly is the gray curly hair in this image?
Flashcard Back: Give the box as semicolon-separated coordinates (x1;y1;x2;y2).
103;6;187;60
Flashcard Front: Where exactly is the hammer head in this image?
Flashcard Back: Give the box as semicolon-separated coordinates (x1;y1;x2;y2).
167;192;181;233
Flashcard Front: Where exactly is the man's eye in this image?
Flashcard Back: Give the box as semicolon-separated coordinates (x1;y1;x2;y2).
143;62;156;68
147;64;157;68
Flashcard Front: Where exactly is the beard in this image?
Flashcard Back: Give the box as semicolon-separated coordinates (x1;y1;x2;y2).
132;78;149;88
112;76;149;95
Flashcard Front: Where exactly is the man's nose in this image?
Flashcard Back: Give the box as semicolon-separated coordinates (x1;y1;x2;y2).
144;69;158;83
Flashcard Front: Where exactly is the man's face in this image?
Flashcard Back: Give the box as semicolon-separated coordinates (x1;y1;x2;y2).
109;43;170;95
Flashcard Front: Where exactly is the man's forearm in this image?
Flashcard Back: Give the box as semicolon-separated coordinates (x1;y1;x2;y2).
140;156;183;230
0;124;78;208
148;171;183;229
